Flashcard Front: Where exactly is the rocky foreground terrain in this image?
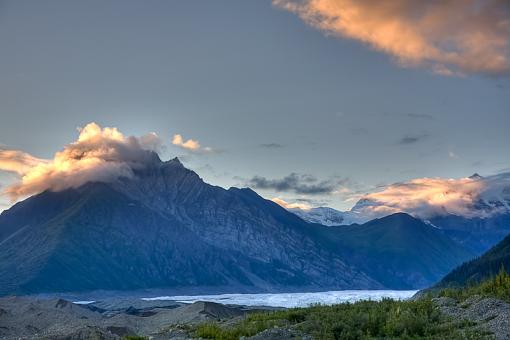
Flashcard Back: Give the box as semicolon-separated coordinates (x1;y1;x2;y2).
434;295;510;340
0;296;265;339
1;295;510;339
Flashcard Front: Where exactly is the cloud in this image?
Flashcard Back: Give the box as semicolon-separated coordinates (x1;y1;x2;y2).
449;150;459;159
139;132;163;152
172;134;199;150
271;197;312;210
352;173;510;219
172;134;213;153
259;143;285;149
248;173;345;195
0;122;161;201
398;133;428;145
273;0;510;76
0;150;48;175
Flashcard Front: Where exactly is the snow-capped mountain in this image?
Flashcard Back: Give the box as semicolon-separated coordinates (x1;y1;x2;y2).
288;207;368;226
285;172;510;255
349;173;510;220
471;173;510;214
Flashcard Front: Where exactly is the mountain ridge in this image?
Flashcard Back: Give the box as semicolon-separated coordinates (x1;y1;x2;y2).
0;156;477;295
285;192;510;256
435;231;510;288
316;212;474;288
0;159;380;295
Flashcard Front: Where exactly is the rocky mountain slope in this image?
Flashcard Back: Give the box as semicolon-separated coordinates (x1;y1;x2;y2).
317;213;474;288
436;230;510;288
429;213;510;255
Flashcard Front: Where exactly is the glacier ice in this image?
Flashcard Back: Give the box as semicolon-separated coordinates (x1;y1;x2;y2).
142;290;418;308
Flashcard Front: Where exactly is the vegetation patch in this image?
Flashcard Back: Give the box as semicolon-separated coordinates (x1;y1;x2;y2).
192;271;510;339
439;266;510;303
194;298;484;339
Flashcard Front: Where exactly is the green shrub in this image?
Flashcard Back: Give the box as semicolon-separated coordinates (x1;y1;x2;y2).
193;297;483;339
440;265;510;303
193;272;510;339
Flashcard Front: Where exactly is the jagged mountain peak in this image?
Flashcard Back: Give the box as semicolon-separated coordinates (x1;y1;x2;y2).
163;156;183;167
469;173;483;180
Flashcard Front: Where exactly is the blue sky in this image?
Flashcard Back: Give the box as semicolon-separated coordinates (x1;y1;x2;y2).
0;0;509;211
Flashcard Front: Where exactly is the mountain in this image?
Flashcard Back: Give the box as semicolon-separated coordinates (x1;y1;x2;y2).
351;173;510;221
0;155;475;295
316;213;474;288
288;206;365;226
435;231;510;288
288;173;510;255
0;156;378;295
425;173;510;255
288;205;510;255
428;213;510;255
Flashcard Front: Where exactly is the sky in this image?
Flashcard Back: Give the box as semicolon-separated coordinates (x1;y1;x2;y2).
0;0;509;212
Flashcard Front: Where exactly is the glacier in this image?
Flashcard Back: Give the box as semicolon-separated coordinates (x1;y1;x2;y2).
141;290;418;308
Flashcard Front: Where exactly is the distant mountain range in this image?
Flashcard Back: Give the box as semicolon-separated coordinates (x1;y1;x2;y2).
0;155;478;295
286;175;510;256
292;205;510;257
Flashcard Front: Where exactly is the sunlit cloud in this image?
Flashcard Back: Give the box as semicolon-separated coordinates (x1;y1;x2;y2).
271;197;312;210
172;134;213;153
172;134;200;151
0;150;48;175
0;122;161;201
353;173;510;219
273;0;510;76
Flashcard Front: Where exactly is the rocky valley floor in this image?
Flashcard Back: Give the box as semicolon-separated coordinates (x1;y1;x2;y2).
0;296;265;339
1;294;509;339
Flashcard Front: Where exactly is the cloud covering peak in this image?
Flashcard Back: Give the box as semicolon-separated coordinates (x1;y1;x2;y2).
274;0;510;76
275;173;510;223
353;173;510;219
0;123;161;200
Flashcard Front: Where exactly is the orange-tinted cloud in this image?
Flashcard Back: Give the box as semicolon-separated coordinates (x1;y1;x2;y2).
0;122;161;201
0;150;48;175
172;134;213;153
273;0;510;76
354;174;510;218
271;197;312;210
